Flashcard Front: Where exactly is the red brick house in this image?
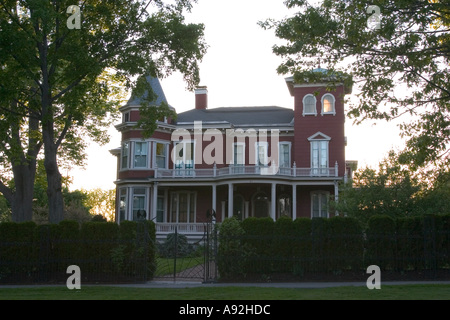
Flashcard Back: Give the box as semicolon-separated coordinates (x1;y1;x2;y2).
111;71;356;241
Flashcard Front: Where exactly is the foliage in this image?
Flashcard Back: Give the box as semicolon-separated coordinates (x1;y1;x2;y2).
331;151;427;226
261;0;450;170
217;217;254;280
158;233;195;258
91;214;108;222
0;0;207;223
83;188;116;222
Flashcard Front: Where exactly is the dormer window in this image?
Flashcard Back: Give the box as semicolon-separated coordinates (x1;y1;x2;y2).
303;94;317;116
321;94;336;115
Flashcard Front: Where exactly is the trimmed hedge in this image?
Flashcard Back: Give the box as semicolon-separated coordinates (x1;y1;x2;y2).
0;220;156;284
217;214;450;280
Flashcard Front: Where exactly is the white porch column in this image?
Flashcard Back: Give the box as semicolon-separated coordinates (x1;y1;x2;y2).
151;182;158;221
292;184;297;220
228;183;234;218
271;183;276;220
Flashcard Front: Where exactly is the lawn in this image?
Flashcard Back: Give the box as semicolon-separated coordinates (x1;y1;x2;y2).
1;283;449;301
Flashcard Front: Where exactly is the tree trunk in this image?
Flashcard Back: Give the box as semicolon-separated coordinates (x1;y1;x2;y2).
0;103;40;222
44;142;65;224
9;166;36;222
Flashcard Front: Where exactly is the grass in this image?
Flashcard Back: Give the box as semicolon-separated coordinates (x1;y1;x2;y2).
155;257;203;276
0;283;449;300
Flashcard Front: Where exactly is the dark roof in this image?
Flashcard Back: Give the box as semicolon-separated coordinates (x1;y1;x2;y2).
126;76;173;109
176;106;294;126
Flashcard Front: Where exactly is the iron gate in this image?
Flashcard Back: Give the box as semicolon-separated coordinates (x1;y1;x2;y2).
153;212;218;282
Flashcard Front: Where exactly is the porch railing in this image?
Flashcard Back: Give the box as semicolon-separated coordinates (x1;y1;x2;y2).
155;162;339;179
156;223;208;234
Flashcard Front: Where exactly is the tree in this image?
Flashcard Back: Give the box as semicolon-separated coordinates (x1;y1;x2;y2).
83;188;116;222
331;151;425;226
0;1;207;223
261;0;450;171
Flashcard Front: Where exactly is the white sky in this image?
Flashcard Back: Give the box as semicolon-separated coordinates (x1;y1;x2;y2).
69;0;406;191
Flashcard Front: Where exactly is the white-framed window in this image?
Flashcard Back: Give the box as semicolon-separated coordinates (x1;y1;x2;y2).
311;140;329;175
321;94;336;115
156;189;167;223
233;142;245;166
255;141;268;166
170;191;196;223
309;132;331;175
155;142;168;169
119;188;128;223
132;187;147;221
311;191;330;218
121;141;130;170
173;141;194;175
303;94;317;116
134;141;148;168
279;142;291;168
122;111;130;123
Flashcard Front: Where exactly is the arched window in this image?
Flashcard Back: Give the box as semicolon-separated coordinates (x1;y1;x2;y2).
302;94;317;116
321;94;336;115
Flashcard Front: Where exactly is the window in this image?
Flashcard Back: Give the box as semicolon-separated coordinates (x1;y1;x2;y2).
278;194;291;219
255;142;268;166
174;141;194;175
233;143;245;173
321;94;336;115
119;188;127;222
279;142;290;168
303;94;317;116
157;195;165;223
309;132;331;176
132;188;147;221
121;142;129;169
311;192;329;218
170;191;196;223
155;142;167;169
134;142;148;168
123;112;130;123
233;143;245;166
311;140;329;175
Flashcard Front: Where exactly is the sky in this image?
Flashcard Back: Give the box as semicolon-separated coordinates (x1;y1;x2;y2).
69;0;407;191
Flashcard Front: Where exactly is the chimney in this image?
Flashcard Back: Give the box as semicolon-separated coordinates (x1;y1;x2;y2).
195;86;208;110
